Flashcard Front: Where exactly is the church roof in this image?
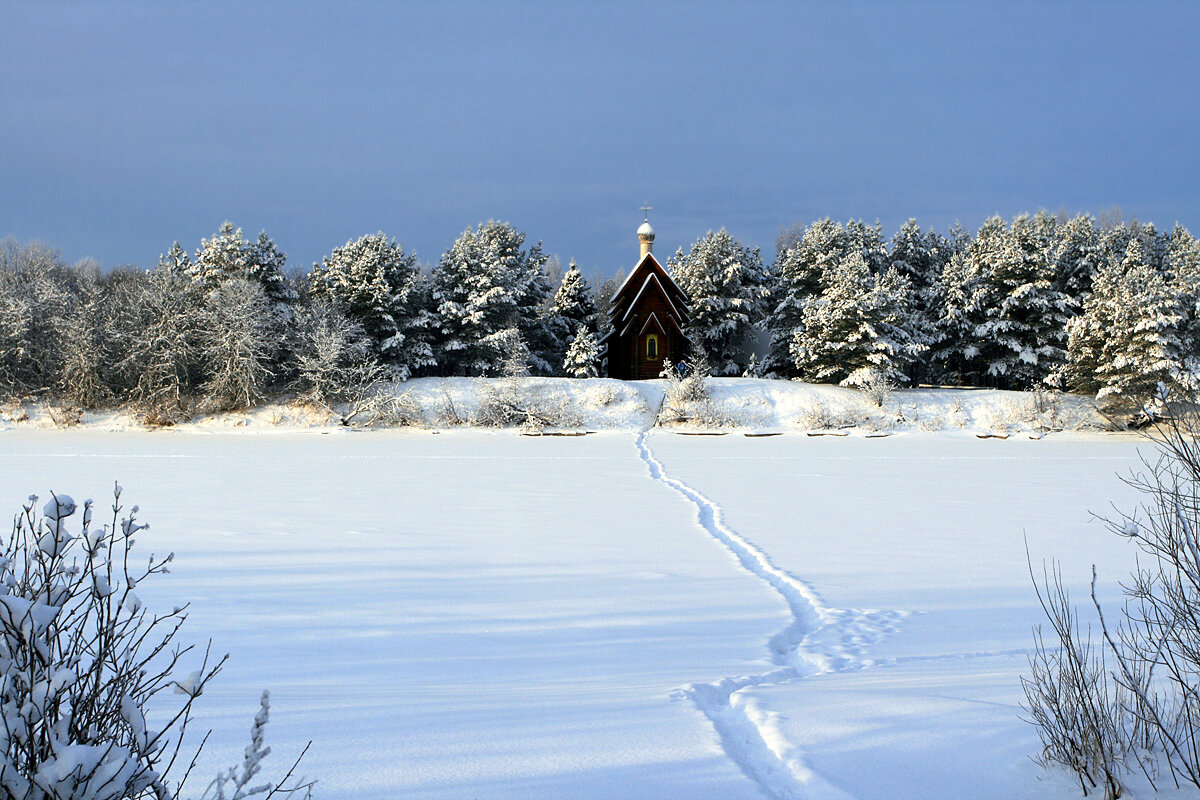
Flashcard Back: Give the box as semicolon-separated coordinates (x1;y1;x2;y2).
607;251;688;309
621;272;683;323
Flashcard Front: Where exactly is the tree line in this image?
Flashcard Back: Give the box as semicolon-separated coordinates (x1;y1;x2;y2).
1;211;1197;422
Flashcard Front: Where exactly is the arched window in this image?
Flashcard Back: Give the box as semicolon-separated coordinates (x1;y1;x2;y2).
646;334;659;359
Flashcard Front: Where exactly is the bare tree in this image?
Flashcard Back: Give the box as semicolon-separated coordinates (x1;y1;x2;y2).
198;279;276;413
0;239;71;399
57;275;113;410
113;270;202;425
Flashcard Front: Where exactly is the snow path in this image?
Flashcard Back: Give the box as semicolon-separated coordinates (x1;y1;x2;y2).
636;431;905;800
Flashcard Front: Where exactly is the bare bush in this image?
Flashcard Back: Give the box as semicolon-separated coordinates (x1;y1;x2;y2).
1022;560;1135;798
114;271;201;425
1025;399;1200;795
198;280;276;413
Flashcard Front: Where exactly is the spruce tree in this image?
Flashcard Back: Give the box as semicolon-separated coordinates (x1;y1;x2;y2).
1052;213;1103;302
668;229;771;376
310;232;435;380
1067;239;1185;408
845;219;889;273
766;218;849;375
552;260;598;331
1167;224;1200;378
159;241;192;275
432;221;552;376
967;214;1072;388
928;249;983;385
250;230;296;311
888;219;948;379
563;324;600;378
788;252;923;388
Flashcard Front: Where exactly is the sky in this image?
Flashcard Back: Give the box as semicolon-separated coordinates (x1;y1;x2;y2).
2;1;1199;277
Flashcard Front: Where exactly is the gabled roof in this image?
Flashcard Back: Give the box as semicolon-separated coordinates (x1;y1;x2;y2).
621;273;682;323
598;243;691;356
608;309;684;343
639;313;667;336
638;312;682;337
608;252;688;313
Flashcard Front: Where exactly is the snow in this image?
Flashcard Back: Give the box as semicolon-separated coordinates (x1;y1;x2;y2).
42;494;76;520
0;385;1171;799
0;377;1109;437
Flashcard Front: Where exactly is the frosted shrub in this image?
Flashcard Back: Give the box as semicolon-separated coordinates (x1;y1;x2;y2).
433;391;466;427
794;400;835;431
364;391;424;429
0;486;311;800
474;381;580;433
793;399;868;431
848;368;897;408
588;383;622;407
1011;387;1064;432
47;405;82;429
657;350;720;427
474;334;582;432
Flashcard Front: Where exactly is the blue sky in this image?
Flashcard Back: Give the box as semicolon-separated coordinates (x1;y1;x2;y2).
2;1;1198;276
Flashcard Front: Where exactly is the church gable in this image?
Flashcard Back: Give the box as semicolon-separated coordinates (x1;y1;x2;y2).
599;215;690;380
620;272;684;324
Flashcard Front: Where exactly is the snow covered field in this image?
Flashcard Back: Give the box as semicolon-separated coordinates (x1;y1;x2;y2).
0;422;1166;799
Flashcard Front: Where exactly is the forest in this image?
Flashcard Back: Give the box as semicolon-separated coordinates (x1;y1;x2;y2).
1;211;1196;424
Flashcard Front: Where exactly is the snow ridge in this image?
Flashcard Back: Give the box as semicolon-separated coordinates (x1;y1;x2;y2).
636;430;903;800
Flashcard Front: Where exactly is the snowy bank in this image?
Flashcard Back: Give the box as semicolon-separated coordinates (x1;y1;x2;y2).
0;377;1108;436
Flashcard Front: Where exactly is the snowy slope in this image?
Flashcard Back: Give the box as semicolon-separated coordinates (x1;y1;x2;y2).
0;377;1108;436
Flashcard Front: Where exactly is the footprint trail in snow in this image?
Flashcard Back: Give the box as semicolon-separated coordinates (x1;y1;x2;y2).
636;430;906;800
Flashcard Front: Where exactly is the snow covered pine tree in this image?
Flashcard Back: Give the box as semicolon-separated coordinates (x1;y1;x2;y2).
1065;238;1185;415
431;222;553;376
788;250;924;391
667;229;771;376
309;233;435;380
549;260;599;374
562;324;600;378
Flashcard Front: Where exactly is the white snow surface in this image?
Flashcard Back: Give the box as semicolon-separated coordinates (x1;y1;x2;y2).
1;380;1176;800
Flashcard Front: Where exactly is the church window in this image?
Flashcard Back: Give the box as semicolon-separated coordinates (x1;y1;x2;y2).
646;335;659;359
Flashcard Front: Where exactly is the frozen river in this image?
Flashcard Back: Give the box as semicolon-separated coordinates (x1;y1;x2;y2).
0;428;1154;799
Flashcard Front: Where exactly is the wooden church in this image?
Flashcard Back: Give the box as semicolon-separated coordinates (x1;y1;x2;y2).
599;216;690;380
